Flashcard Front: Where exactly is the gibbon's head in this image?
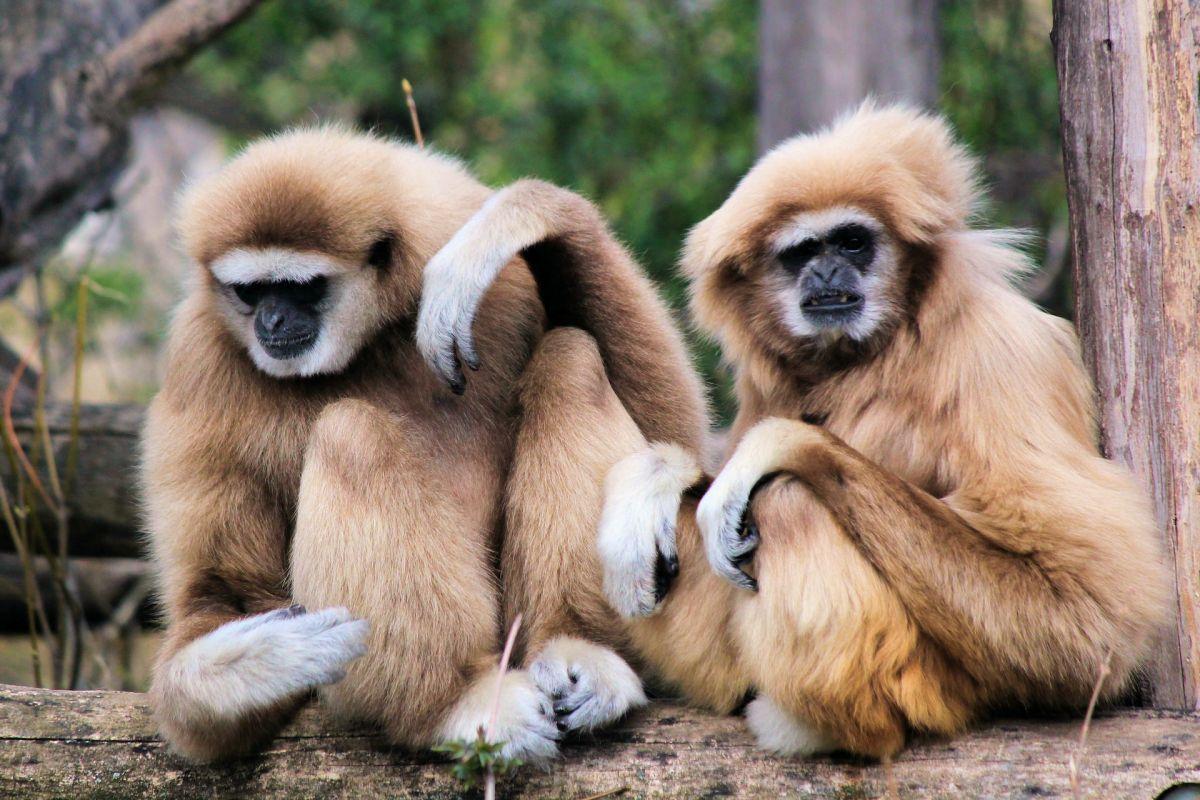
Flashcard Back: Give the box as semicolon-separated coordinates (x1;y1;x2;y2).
684;101;978;370
178;127;489;378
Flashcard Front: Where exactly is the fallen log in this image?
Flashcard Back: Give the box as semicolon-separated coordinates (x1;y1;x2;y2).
1;403;143;558
0;684;1196;798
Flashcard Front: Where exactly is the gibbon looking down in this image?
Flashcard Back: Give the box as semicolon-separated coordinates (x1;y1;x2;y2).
419;103;1169;759
143;128;702;762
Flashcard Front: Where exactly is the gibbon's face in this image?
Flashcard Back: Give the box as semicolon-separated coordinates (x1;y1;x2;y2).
763;206;900;344
208;240;393;378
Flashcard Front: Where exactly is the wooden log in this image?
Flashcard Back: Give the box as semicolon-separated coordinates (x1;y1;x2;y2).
0;554;150;628
0;403;143;558
0;684;1196;798
1052;1;1200;709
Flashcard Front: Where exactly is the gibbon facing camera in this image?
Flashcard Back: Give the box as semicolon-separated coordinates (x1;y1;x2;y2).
562;103;1167;758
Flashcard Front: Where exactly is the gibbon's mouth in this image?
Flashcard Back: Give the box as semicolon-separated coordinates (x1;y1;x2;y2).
258;331;319;359
801;291;864;314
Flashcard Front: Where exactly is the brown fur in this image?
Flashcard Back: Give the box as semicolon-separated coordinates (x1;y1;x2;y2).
518;104;1167;759
673;103;1169;755
146;128;543;760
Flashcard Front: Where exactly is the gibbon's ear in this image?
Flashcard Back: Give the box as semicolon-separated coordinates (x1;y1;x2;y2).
682;101;981;289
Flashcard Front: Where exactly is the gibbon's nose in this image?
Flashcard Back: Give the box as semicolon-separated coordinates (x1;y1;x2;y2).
811;259;838;283
259;298;287;333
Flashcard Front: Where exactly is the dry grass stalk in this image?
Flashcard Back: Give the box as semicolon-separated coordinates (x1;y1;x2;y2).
402;78;425;148
1068;650;1113;800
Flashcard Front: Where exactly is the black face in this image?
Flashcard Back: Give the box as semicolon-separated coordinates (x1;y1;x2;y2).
778;223;875;327
228;276;328;359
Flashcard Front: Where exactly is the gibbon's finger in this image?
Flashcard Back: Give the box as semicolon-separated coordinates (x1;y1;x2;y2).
447;346;467;395
653;546;679;605
457;326;481;372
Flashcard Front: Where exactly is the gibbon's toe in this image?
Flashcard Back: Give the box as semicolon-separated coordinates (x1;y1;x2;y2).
438;668;561;765
530;637;647;733
744;696;838;757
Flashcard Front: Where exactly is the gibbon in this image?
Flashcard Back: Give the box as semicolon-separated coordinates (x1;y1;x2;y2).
600;103;1170;757
420;103;1169;759
143;128;701;762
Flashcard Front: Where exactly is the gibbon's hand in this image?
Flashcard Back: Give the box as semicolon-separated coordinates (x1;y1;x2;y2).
169;605;370;718
530;637;647;733
698;418;827;591
416;189;527;394
598;444;701;617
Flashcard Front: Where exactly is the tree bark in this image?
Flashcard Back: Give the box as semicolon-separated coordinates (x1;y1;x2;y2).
0;0;263;293
757;0;941;151
0;685;1196;799
1053;2;1200;711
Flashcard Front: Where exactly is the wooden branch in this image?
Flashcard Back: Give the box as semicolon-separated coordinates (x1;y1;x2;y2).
88;0;264;113
0;403;142;558
0;0;265;289
1053;1;1200;709
0;685;1196;798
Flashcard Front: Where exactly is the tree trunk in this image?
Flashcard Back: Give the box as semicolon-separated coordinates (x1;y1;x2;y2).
1053;1;1200;710
757;0;941;151
0;0;263;294
0;684;1196;799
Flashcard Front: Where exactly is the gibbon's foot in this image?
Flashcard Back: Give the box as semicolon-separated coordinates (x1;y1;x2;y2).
163;606;369;721
598;444;702;617
530;637;647;733
415;191;516;394
437;668;561;764
744;696;839;757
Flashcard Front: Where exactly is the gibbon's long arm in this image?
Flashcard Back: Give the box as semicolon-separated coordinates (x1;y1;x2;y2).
698;417;1137;698
144;403;367;761
417;179;706;452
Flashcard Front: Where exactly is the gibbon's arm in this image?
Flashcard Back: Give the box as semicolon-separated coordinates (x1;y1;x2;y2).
144;405;367;761
698;417;1154;699
416;179;706;453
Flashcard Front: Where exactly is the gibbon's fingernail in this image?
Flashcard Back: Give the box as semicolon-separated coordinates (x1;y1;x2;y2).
556;720;568;733
463;350;481;371
287;604;306;616
448;372;466;395
654;551;678;605
742;574;759;593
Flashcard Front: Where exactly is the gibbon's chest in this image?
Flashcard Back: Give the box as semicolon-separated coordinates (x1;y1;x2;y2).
767;386;945;499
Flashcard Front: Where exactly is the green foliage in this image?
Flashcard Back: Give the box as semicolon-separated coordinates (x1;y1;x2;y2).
432;728;523;790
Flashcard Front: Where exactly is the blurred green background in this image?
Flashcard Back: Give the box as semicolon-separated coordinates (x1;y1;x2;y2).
183;0;1065;420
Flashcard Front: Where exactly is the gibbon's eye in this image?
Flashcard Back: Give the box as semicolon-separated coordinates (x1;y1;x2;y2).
778;238;821;272
232;282;268;307
366;235;393;269
830;224;873;254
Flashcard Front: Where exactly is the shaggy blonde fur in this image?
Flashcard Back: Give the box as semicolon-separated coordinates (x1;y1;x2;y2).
147;129;704;761
594;103;1168;758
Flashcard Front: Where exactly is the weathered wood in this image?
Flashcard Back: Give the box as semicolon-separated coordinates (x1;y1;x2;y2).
0;685;1195;798
757;0;940;151
0;403;143;558
1053;1;1200;710
0;0;263;290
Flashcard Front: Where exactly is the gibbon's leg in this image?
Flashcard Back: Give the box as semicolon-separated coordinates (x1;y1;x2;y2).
727;477;974;758
700;417;1159;717
291;399;559;762
504;328;649;732
416;179;706;454
146;405;370;763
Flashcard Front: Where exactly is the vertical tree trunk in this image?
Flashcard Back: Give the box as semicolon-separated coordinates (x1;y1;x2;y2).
1053;1;1200;710
757;0;941;152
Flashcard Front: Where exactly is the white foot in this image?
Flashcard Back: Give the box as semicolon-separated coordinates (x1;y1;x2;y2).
745;696;838;756
530;637;647;733
160;605;369;722
438;668;560;764
598;443;701;617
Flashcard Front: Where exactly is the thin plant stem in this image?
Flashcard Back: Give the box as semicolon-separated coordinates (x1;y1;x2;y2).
402;78;425;148
484;614;523;800
1068;650;1112;800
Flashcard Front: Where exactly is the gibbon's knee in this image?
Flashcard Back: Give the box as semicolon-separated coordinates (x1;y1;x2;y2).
737;478;971;755
518;327;610;412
